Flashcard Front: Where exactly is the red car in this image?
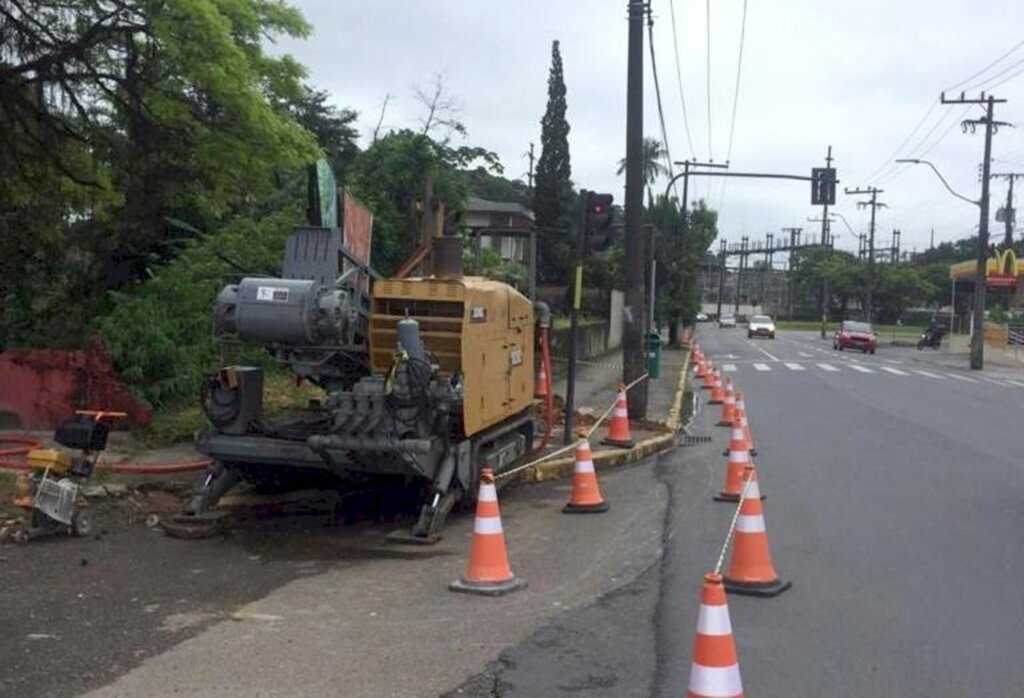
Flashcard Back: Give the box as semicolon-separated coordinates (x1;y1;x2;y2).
833;321;877;354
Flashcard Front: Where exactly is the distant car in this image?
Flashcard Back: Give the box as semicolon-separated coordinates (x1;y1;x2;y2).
719;314;737;328
834;320;877;353
748;314;776;339
696;312;710;323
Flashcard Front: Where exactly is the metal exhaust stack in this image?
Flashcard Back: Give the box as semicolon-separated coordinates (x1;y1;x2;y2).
434;235;463;280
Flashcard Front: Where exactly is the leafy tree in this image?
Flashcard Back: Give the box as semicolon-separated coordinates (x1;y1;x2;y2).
0;0;321;347
287;87;361;182
617;137;668;206
465;168;531;206
533;40;574;282
347;130;501;276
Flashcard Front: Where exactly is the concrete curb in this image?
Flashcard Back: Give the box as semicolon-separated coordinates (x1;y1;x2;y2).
522;347;692;484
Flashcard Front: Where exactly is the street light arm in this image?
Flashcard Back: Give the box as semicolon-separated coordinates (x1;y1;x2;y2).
895;158;978;207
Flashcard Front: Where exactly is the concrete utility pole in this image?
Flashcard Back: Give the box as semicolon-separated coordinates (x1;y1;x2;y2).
735;236;748;314
819;145;833;338
992;172;1024;248
623;0;646;416
844;186;886;323
716;239;726;319
942;92;1010;370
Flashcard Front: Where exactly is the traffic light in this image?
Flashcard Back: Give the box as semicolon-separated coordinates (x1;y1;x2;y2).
585;192;618;253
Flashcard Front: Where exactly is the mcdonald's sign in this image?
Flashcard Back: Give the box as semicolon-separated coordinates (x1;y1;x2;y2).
987;249;1019;290
949;248;1023;290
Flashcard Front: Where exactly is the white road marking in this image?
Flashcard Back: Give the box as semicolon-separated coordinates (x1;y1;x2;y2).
945;373;978;383
883;359;903;365
753;363;772;372
816;363;839;372
784;362;805;371
880;366;909;375
849;365;874;373
977;376;1010;386
752;344;780;361
1006;380;1024;388
798;352;814;358
722;363;738;372
913;370;947;380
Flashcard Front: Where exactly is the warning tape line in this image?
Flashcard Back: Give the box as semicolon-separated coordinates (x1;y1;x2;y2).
713;466;756;575
495;372;650;482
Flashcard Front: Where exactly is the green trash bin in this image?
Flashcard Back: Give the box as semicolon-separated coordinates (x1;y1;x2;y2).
647;332;662;379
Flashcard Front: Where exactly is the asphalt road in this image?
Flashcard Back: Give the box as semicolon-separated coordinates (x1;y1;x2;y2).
463;328;1024;696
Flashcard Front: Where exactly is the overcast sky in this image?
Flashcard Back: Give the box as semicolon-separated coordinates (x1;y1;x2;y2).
276;0;1024;256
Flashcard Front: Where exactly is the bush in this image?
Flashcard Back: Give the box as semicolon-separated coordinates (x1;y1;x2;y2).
100;204;303;407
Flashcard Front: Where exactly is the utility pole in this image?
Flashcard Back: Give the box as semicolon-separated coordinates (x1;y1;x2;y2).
735;237;748;314
844;186;886;323
781;227;801;320
992;172;1024;248
819;145;833;338
716;239;726;319
943;92;1009;370
525;142;535;192
624;0;646;416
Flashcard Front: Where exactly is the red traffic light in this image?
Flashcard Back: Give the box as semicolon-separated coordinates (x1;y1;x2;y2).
590;194;614;214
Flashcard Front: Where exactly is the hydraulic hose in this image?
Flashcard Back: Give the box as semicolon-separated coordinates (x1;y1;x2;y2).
535;326;555;452
0;435;211;474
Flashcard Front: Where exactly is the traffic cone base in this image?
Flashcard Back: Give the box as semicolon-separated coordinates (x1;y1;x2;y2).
564;439;609;514
450;471;526;596
722;576;791;598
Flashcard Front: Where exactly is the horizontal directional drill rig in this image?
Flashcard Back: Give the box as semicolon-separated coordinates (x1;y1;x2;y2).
173;229;545;543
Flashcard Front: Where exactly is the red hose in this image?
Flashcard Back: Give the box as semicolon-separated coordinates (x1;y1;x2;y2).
535;327;555;452
0;436;211;474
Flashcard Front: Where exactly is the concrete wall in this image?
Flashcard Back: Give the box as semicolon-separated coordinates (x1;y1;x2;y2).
548;322;611;365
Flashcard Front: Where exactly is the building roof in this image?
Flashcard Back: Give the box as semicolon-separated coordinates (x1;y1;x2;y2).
467;197;534;220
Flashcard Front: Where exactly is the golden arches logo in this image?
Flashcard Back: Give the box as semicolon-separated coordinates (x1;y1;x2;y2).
996;248;1018;276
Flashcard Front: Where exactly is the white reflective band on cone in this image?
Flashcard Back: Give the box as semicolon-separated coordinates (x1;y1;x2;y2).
574;459;595;474
735;514;766;533
688;663;743;697
696;603;733;635
729;450;750;463
474;516;503;535
743;479;761;500
478;484;498;502
613;407;628;417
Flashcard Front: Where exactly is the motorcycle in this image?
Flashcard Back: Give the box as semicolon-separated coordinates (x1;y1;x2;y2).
917;327;945;350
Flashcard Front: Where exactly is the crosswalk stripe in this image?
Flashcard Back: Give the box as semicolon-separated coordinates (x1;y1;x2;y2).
849;365;874;373
816;363;839;372
913;370;947;380
784;362;805;371
945;373;978;383
753;363;771;372
722;363;738;372
798;352;814;358
880;366;909;375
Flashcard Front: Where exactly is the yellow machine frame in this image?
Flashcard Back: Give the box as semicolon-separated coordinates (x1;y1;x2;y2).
369;277;534;437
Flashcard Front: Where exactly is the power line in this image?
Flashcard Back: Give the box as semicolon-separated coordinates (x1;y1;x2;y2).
874;105;970;186
647;4;678;199
717;0;750;213
667;0;697;160
980;57;1024;92
954;37;1024;91
858;100;940;184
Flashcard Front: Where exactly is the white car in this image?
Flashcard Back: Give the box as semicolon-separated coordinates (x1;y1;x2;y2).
719;314;737;328
696;312;709;323
748;314;776;339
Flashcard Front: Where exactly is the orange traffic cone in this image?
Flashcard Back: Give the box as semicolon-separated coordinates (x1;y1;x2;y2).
687;573;744;698
564;435;609;513
717;379;736;427
724;466;790;598
450;468;527;596
695;358;708;380
708;370;725;405
714;426;763;502
602;384;634;448
535;360;549;398
701;363;716;389
734;391;757;457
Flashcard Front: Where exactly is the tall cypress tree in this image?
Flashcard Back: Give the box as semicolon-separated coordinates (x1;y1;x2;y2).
533;40;574;282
